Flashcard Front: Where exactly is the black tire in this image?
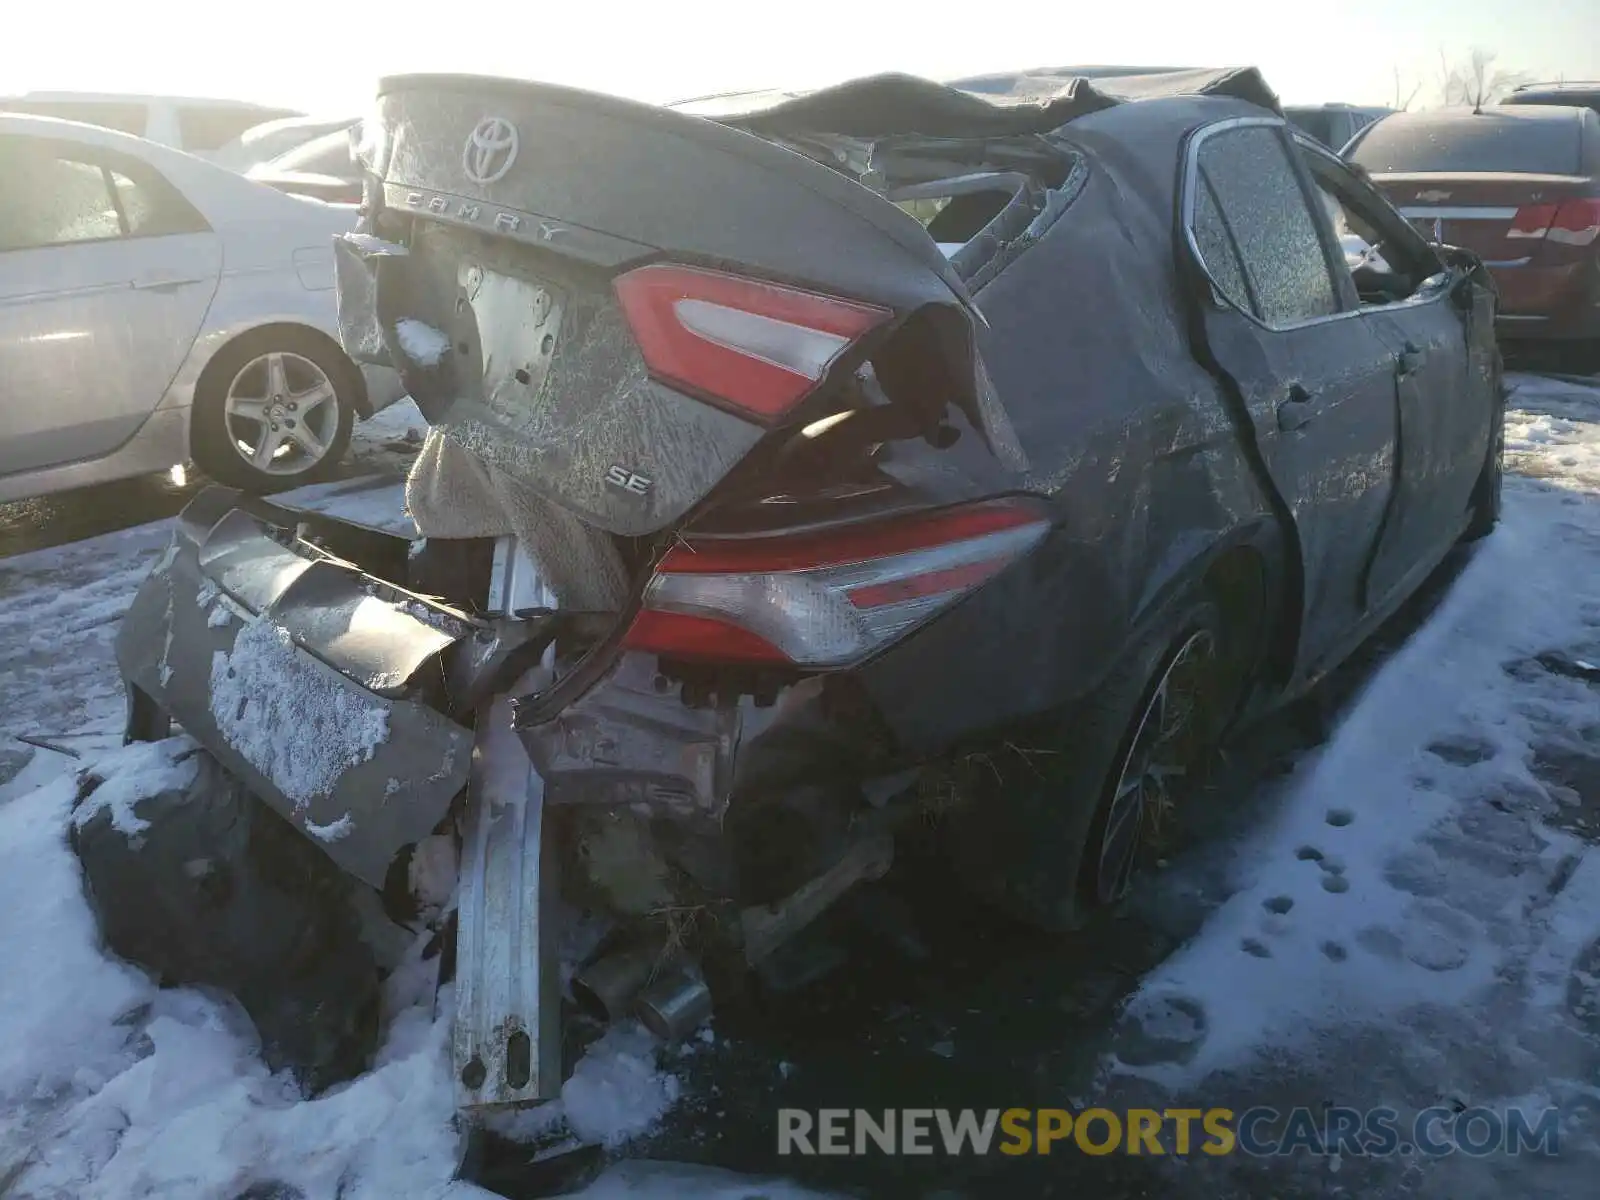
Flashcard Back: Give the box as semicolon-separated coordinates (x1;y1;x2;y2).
70;745;380;1093
944;595;1231;932
1462;375;1506;543
192;327;358;492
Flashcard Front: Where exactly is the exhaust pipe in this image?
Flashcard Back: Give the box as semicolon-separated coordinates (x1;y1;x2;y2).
634;965;714;1042
570;928;674;1023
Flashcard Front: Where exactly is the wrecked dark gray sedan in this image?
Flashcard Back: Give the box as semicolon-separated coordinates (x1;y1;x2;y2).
74;65;1504;1135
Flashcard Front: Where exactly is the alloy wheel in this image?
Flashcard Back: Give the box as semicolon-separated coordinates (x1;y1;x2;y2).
223;351;341;477
1094;628;1219;906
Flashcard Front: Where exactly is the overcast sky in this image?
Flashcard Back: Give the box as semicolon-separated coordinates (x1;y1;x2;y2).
6;0;1598;115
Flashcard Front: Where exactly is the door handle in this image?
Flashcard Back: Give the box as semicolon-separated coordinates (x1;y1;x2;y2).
1398;341;1425;377
131;272;201;292
1277;384;1314;432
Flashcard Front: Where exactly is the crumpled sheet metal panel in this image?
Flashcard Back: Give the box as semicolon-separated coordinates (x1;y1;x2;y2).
115;488;473;889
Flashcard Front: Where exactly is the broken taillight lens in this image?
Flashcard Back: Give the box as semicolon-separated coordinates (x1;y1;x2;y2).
621;498;1051;668
613;263;891;422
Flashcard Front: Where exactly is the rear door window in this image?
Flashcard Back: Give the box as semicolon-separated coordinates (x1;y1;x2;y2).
1348;112;1583;175
1192;123;1343;326
0;143;123;251
109;164;209;237
1191;175;1254;313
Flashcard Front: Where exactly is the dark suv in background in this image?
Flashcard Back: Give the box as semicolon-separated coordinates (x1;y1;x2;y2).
1347;104;1600;370
1504;81;1600;118
1285;103;1391;150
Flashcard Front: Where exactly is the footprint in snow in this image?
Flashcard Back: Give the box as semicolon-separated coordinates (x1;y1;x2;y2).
1241;937;1272;959
1565;938;1600;1035
1326;808;1355;828
1114;991;1209;1067
1426;735;1497;767
1397;899;1477;972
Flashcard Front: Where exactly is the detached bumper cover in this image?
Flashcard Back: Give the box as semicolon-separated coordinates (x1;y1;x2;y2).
116;486;473;888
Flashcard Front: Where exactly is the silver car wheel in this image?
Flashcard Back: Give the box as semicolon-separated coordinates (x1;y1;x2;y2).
222;351;342;477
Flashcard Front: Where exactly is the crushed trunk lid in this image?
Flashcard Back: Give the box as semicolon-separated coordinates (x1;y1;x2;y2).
336;76;1023;539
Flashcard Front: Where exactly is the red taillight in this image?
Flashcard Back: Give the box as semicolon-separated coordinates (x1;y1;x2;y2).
612;264;891;423
1549;198;1600;247
1507;203;1557;239
620;498;1051;668
1507;199;1600;247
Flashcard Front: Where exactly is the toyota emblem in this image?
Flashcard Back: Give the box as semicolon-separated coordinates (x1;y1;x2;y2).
463;117;519;186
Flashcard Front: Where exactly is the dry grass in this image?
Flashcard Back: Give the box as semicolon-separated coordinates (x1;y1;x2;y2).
644;903;708;978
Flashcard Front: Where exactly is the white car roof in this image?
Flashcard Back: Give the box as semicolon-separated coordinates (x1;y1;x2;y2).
4;91;285;110
0;113;356;234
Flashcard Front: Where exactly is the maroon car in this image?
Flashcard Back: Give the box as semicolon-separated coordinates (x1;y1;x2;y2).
1346;104;1600;367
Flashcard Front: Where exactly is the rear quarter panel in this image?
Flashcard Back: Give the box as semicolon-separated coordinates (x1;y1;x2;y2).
858;106;1285;754
160;264;347;412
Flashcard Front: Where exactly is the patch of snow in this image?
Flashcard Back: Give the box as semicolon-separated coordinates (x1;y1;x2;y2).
209;616;389;808
194;579;219;609
0;748;467;1198
0;767;155;1176
483;1023;682;1151
150;536;180;576
344;233;408;256
1506;397;1600;493
1111;468;1600;1087
305;812;355;842
207;602;234;629
0;746;80;806
69;736;200;838
394;319;451;368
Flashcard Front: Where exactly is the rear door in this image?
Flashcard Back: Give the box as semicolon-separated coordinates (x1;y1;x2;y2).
0;134;220;476
1299;146;1492;604
1182;117;1400;678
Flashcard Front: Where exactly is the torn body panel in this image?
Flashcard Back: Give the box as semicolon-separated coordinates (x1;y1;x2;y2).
116;491;473;889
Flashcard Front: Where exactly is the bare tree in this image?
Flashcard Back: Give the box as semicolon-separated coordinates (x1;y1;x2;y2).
1437;48;1530;111
1391;65;1422;111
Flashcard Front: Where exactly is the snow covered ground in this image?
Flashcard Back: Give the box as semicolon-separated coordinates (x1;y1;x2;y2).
0;374;1596;1198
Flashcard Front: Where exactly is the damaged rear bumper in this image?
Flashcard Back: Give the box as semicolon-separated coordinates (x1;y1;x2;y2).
116;487;474;890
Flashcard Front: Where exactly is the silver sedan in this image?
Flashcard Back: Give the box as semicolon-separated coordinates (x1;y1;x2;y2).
0;114;406;502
